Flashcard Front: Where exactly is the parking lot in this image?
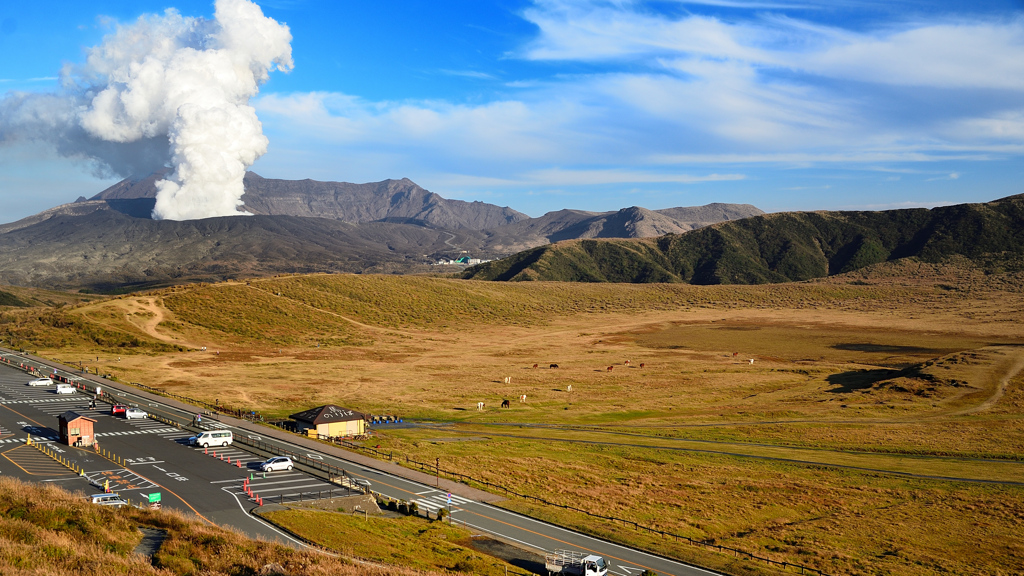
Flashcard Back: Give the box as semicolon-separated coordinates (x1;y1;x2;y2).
0;362;348;544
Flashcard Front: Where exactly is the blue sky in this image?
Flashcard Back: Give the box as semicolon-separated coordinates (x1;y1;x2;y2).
1;0;1023;222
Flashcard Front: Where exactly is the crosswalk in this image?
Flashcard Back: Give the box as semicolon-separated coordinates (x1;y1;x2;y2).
231;469;345;504
95;428;179;437
0;397;81;405
0;436;56;443
412;490;474;513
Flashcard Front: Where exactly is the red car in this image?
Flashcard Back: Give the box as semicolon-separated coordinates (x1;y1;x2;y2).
111;405;127;417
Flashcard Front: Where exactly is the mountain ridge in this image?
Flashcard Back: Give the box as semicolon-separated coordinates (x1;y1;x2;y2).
462;194;1024;284
0;172;765;290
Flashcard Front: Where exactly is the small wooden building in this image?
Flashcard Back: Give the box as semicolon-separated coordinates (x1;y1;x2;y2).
59;411;97;447
290;405;366;438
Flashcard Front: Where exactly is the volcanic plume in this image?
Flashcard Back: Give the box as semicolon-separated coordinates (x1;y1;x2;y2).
0;0;292;220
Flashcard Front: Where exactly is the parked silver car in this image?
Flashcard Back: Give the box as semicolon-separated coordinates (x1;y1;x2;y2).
259;456;294;472
125;407;148;419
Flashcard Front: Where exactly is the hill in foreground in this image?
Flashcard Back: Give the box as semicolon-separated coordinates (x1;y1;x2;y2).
462;194;1024;283
0;476;413;576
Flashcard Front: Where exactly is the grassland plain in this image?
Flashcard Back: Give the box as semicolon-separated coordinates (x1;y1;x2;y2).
0;476;439;576
259;508;517;575
4;259;1024;575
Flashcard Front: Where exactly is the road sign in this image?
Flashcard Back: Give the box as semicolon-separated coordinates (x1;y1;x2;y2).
147;492;161;503
447;492;452;504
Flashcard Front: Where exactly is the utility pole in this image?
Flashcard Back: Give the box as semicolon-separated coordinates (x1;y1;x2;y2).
435;457;439;487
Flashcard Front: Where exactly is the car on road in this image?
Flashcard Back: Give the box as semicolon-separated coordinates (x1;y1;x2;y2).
259;456;294;472
27;377;53;386
125;407;148;419
111;404;128;417
88;493;129;508
55;383;76;394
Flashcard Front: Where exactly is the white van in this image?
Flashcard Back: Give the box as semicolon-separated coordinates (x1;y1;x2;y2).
188;430;233;448
55;383;75;394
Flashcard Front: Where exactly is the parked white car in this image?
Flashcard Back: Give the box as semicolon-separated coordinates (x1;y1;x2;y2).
55;383;75;394
27;377;53;386
125;408;148;420
259;456;294;472
88;493;129;508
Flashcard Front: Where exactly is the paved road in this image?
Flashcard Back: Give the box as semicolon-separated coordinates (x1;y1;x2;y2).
0;361;335;548
0;349;721;576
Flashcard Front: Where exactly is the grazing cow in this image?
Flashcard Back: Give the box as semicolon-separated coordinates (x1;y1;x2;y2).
749;359;755;365
477;401;485;411
533;364;539;368
550;363;559;369
639;363;645;369
567;385;573;393
607;366;613;372
504;376;512;384
624;360;630;365
520;394;527;403
733;352;739;357
501;399;510;408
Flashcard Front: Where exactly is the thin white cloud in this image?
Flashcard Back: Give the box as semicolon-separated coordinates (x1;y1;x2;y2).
0;77;59;83
521;1;1024;90
438;69;497;80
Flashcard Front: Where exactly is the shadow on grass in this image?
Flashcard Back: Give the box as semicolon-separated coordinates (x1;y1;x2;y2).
826;369;898;393
832;342;942;354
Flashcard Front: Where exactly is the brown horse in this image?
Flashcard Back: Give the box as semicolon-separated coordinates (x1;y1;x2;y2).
501;399;510;408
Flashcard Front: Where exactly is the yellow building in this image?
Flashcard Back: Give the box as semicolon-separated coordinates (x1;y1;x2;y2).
290;405;366;439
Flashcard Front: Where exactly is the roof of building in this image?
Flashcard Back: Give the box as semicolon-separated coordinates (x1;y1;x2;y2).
59;411;96;423
290;405;364;425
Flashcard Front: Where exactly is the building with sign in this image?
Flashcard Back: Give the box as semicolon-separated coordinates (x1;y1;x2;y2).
290;405;366;438
58;411;97;447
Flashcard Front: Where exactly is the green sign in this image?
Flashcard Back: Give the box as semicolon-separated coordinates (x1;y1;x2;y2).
147;492;161;503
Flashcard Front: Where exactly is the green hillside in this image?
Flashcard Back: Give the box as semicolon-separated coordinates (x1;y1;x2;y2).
463;194;1024;283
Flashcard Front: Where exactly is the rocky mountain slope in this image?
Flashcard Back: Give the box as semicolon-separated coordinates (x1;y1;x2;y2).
0;172;763;290
463;194;1024;283
0;210;479;290
90;171;529;230
478;203;763;253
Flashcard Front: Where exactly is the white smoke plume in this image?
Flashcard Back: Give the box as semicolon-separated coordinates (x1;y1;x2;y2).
0;0;292;220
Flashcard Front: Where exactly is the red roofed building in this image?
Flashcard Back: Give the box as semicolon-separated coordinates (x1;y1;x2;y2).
59;411;97;447
290;405;366;438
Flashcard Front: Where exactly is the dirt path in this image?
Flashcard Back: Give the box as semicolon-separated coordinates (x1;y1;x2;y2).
951;345;1024;416
125;298;204;349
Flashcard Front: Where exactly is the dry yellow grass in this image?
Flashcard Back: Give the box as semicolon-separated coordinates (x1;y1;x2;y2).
10;259;1024;575
0;475;441;576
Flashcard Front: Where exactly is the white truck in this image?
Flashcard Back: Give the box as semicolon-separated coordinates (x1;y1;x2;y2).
545;550;608;576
